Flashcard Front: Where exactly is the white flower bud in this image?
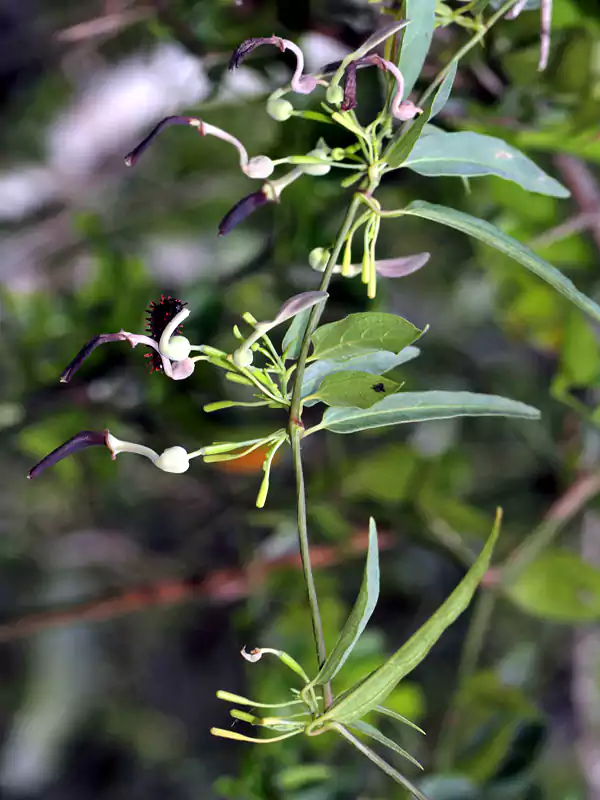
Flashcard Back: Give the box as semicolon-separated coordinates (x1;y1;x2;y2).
245;156;274;180
308;247;330;271
155;446;190;474
266;96;294;122
233;347;254;368
301;149;331;177
161;335;191;361
326;84;344;105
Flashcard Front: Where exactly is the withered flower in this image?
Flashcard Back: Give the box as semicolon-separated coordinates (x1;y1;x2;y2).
229;36;318;95
60;296;195;383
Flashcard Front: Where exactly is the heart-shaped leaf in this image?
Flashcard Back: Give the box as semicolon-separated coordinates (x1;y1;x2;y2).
310;313;423;362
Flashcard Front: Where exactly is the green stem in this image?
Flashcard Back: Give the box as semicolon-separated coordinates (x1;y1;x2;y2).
288;194;363;706
435;590;497;771
419;0;522;107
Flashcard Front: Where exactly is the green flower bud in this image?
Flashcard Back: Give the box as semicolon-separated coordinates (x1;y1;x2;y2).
308;247;330;271
300;149;331;177
326;84;344;105
266;95;294;121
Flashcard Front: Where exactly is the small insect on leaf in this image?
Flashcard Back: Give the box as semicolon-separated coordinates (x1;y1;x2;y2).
372;383;386;393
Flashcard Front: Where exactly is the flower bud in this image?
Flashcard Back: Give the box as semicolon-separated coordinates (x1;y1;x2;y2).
245;155;274;180
155;446;190;474
266;96;294;122
326;84;344;105
308;247;330;271
301;149;331;177
233;347;254;368
161;335;191;361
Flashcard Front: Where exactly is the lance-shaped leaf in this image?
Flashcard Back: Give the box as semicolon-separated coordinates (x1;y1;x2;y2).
402;201;600;325
349;721;423;771
403;132;569;197
310;313;423;362
302;347;420;403
398;0;436;99
311;510;502;728
430;61;457;119
317;391;540;435
312;518;380;685
307;371;403;409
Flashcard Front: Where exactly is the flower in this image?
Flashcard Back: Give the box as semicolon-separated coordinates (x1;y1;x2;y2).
27;430;191;479
60;296;195;383
124;115;273;179
229;36;319;95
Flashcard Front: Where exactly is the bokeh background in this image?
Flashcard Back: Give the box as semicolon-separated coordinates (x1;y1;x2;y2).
1;0;600;798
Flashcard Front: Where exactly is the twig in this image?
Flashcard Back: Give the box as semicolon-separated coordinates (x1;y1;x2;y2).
56;9;153;43
0;529;394;643
554;155;600;252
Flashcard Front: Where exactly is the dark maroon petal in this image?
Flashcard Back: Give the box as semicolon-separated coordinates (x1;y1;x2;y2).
124;116;202;167
60;334;127;383
27;431;109;479
218;190;271;236
341;62;358;111
228;36;283;70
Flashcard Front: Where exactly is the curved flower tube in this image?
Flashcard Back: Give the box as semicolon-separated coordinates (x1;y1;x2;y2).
229;36;319;95
124;116;273;179
27;430;192;479
60;299;195;383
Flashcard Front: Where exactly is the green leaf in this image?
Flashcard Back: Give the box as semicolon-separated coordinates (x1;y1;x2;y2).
311;510;502;726
302;347;420;404
403;132;569;197
430;61;457;119
310;313;423;362
308;371;403;409
506;549;600;622
350;720;423;771
398;0;436;98
403;201;600;325
336;725;431;800
375;706;425;736
312;519;380;685
318;391;540;435
283;307;312;361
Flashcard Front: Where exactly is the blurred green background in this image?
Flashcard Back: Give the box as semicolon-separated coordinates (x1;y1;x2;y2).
2;0;600;797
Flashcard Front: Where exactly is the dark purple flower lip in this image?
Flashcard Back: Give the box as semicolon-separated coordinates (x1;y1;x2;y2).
228;36;285;70
124;116;203;167
60;333;130;383
27;430;110;479
341;62;358;111
218;189;271;236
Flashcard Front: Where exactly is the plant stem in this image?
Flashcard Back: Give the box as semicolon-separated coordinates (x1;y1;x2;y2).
288;194;362;705
434;590;497;771
419;0;522;107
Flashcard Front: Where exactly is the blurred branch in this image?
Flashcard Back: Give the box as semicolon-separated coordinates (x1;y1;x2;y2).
553;155;600;252
0;528;394;643
56;8;154;43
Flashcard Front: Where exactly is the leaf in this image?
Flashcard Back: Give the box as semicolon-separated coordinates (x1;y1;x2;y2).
283;307;312;361
308;371;403;409
398;0;436;98
430;61;457;119
312;518;380;685
375;706;425;736
506;549;600;622
403;201;600;325
384;71;459;169
319;391;540;435
403;132;569;197
302;347;420;405
350;720;423;771
310;313;423;362
312;510;502;726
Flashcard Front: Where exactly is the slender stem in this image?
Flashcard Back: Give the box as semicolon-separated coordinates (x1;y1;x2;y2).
288;195;363;706
419;0;522;107
435;590;497;771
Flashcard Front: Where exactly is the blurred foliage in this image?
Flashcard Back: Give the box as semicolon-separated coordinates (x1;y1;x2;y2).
1;0;600;798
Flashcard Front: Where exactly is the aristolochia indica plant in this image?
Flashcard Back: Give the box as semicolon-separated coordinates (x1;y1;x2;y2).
27;2;600;796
